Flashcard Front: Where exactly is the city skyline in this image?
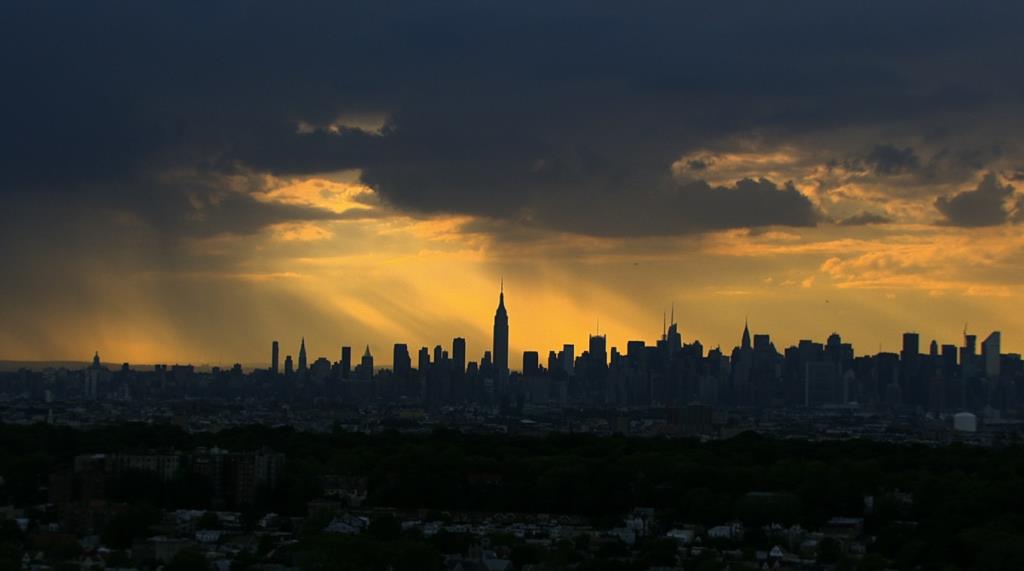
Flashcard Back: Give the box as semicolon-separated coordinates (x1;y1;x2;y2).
41;284;1011;372
11;282;1014;415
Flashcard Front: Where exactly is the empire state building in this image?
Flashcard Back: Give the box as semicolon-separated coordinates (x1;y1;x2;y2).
493;282;509;380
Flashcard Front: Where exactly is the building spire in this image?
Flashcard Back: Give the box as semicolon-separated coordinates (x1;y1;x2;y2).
493;276;510;381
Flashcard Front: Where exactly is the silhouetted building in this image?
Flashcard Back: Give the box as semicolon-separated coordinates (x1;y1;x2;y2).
589;335;608;367
493;283;509;380
626;340;645;366
961;333;979;379
85;351;106;400
271;341;279;375
298;337;308;374
284;355;294;377
418;346;430;372
901;332;922;405
188;447;285;508
561;344;575;375
901;333;920;361
523;351;540;376
310;357;332;381
805;361;840;406
340;346;352;379
665;308;682;356
452;337;466;376
982;331;1001;379
358;346;374;380
393;343;411;378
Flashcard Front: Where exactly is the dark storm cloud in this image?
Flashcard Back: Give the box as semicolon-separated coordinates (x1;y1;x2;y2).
551;178;821;237
865;146;921;175
935;173;1016;227
837;212;893;226
3;1;1023;237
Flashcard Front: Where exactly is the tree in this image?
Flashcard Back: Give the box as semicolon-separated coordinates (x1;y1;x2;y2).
166;549;209;571
366;514;402;541
197;511;220;530
818;537;842;564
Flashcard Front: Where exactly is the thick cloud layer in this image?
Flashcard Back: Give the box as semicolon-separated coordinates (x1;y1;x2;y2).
3;1;1024;237
936;173;1018;227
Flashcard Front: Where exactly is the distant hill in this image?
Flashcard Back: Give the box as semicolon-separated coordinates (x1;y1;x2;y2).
0;361;266;372
0;360;98;371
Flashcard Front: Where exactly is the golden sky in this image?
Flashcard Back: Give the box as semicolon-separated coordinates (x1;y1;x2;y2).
4;166;1023;368
6;3;1024;367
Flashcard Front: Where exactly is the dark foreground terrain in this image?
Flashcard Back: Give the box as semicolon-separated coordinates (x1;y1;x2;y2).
1;423;1022;570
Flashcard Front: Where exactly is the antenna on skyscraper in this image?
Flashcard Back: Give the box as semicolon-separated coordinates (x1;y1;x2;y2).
670;302;675;326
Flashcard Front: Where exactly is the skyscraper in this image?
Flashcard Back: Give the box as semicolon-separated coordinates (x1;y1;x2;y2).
561;344;575;375
961;332;979;378
452;337;466;376
393;343;411;378
340;346;351;379
271;341;279;375
901;332;920;361
901;332;922;406
298;337;308;373
982;331;1001;379
589;334;607;367
359;345;374;380
418;346;430;372
493;282;509;380
665;305;681;355
523;351;540;376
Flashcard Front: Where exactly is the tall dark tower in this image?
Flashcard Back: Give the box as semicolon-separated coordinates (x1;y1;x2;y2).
452;337;466;376
271;341;280;375
298;338;308;373
589;334;607;367
359;345;374;380
493;281;509;380
340;346;352;379
393;343;411;378
741;319;752;351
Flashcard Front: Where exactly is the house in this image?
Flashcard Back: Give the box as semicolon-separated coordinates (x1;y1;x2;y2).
322;514;368;535
707;522;744;541
665;528;695;544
